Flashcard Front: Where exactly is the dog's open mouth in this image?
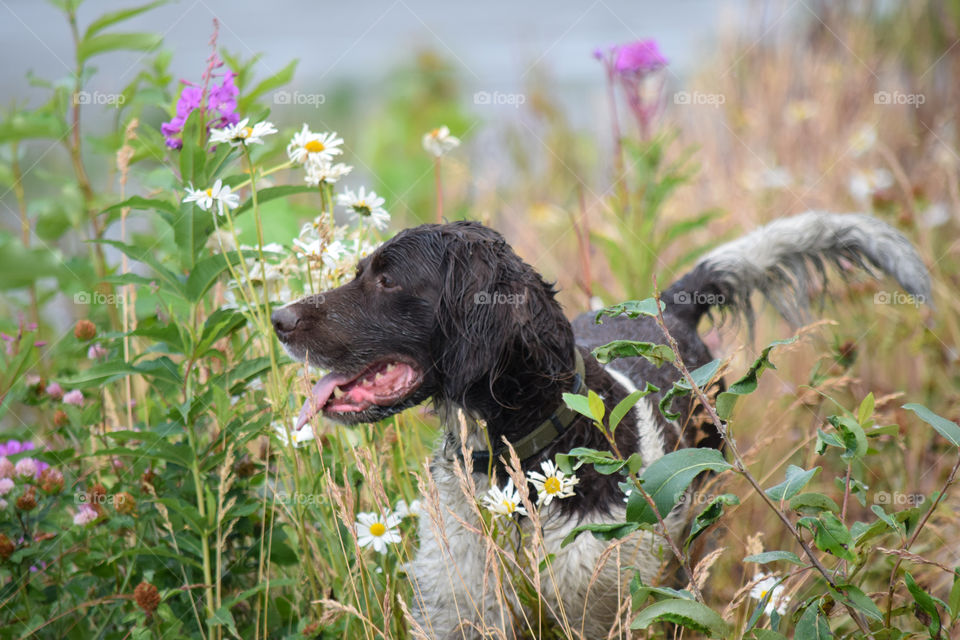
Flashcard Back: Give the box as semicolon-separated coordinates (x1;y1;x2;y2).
295;358;422;429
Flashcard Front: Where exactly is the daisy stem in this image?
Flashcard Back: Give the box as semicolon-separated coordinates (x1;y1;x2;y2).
229;160;293;192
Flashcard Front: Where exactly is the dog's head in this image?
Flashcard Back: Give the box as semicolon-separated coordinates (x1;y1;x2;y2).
273;221;574;431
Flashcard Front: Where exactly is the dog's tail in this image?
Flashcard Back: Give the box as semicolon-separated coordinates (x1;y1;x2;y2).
663;211;931;330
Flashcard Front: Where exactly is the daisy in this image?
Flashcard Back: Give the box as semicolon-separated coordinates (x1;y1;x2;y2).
287;125;344;164
527;459;578;506
336;186;390;230
355;511;402;554
749;572;789;616
482;479;528;519
394;498;422;519
304;159;353;186
271;420;314;448
422;125;460;157
848;168;893;205
183;179;241;217
209;118;277;147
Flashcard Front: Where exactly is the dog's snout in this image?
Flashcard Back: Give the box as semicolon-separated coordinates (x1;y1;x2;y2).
271;306;300;338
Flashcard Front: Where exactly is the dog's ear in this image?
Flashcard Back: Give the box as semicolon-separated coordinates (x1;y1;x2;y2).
434;227;571;408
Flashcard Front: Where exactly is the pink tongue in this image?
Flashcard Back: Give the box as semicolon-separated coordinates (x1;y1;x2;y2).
295;372;352;430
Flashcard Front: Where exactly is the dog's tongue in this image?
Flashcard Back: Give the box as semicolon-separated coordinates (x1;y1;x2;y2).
295;372;352;431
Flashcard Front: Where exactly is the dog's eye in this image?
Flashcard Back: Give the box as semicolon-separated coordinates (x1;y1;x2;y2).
377;274;399;290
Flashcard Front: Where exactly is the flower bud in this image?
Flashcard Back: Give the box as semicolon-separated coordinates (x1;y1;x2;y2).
74;319;97;341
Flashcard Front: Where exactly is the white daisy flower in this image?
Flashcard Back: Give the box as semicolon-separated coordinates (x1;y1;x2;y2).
272;420;314;448
527;459;578;506
849;124;877;157
287;125;344;164
336;186;390;230
482;478;528;519
394;498;422;519
304;159;353;186
422;125;460;157
355;511;402;554
183;179;240;217
749;572;789;616
848;168;893;205
209;118;277;147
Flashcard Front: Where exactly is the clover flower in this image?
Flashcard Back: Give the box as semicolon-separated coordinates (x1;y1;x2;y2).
482;479;528;519
14;459;38;480
0;478;13;496
527;459;578;506
62;390;85;407
183;179;241;217
355;511;402;554
73;504;99;527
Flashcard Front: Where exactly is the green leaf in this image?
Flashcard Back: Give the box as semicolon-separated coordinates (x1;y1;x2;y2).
789;492;840;515
716;336;796;420
237;60;298;112
559;447;629;475
232;185;319;217
184;250;259;302
98;239;185;297
592;340;675;367
609;385;657;432
631;599;729;637
78;32;161;64
834;583;882;621
743;550;805;566
207;606;241;639
83;1;166;40
0;237;68;289
826;415;868;461
0;109;67;143
948;570;960;622
903;403;960;447
561;522;641;547
749;631;789;640
795;602;832;640
659;359;721;420
857;392;875;425
765;465;820;502
685;493;739;551
587;390;606;424
626;448;732;525
798;512;855;562
905;572;944;637
870;505;906;539
562;393;594;422
101;195;178;218
594;298;664;324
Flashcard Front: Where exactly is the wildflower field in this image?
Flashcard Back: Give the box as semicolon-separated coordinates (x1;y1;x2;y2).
1;1;959;638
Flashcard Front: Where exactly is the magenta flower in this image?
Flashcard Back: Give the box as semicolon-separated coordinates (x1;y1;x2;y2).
45;382;63;400
62;390;84;407
614;39;668;74
14;458;37;480
0;478;13;496
0;458;12;479
87;343;108;360
73;504;99;527
162;71;240;149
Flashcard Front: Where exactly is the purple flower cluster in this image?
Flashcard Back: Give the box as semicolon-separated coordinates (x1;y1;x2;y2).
0;440;48;479
594;39;669;139
161;71;240;150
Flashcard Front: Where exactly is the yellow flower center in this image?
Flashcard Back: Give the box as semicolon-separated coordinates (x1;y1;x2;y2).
239;127;253;138
431;128;440;137
205;189;213;197
369;522;386;537
544;477;562;494
502;500;516;512
304;140;326;153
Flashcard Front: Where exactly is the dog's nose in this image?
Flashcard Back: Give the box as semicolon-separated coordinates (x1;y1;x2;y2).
271;306;300;338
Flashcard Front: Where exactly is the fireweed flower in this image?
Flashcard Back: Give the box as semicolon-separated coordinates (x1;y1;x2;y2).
749;572;789;616
336;187;390;230
355;511;402;554
287;125;344;165
422;126;460;157
161;71;240;149
209;117;278;147
595;38;668;138
527;460;578;506
304;159;352;186
482;479;528;519
183;179;241;217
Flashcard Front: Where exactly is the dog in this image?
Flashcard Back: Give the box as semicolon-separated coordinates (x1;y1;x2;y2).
271;212;930;639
